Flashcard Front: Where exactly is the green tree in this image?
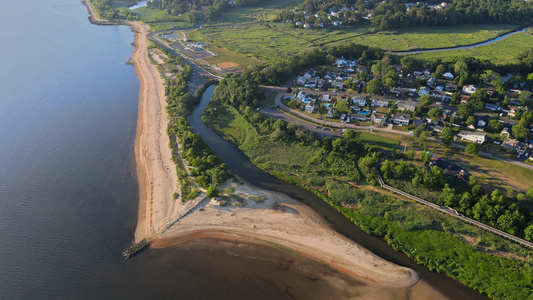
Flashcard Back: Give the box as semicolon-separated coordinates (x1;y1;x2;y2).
454;59;469;78
344;129;360;140
428;107;443;122
525;224;533;241
433;64;446;79
206;186;219;197
401;56;417;74
512;118;529;140
419;94;432;106
465;143;479;155
441;127;455;146
318;104;328;115
451;92;461;105
466;116;475;126
366;79;382;95
487;119;503;133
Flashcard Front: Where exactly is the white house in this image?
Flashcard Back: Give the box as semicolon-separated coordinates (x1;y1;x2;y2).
462;85;477;94
305;103;315;113
297;91;309;101
296;76;307;85
371;99;389;107
371;112;387;125
443;72;454;80
457;131;487;144
353;97;367;106
391;113;411;126
321;94;331;102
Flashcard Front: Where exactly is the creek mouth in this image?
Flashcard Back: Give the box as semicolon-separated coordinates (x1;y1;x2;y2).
188;85;489;300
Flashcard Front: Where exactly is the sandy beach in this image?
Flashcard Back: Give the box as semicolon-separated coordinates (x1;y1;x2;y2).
129;21;448;298
132;22;180;241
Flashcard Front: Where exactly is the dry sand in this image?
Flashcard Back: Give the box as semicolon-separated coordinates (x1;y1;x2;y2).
132;22;180;241
130;21;448;297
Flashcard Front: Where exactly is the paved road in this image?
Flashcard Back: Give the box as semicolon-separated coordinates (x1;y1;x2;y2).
265;88;533;170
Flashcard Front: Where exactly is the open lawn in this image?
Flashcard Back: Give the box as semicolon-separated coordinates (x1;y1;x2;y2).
110;1;134;9
204;0;302;26
359;131;401;151
412;140;533;192
193;24;316;61
352;24;517;51
133;7;193;31
203;47;262;70
404;28;533;65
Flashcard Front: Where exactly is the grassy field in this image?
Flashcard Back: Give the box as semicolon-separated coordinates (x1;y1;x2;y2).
351;24;518;51
203;47;262;70
132;7;193;31
200;1;522;60
404;28;533;64
192;24;316;61
204;0;302;26
110;1;134;9
359;131;401;151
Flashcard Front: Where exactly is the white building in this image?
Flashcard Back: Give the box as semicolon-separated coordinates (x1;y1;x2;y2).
457;131;487;144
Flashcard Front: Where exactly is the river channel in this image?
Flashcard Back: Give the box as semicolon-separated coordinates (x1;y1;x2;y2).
392;27;530;54
189;85;489;300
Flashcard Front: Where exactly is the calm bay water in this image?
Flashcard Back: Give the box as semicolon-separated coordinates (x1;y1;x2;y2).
0;1;378;299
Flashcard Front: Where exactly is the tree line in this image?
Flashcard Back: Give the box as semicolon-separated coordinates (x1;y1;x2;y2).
152;43;229;199
380;159;533;241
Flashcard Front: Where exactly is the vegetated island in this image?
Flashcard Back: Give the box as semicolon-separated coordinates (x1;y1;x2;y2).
128;20;447;297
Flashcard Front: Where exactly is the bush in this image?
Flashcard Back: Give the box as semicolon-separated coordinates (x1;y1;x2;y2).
206;186;219;198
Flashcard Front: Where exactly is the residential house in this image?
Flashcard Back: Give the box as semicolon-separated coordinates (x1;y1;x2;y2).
297;91;309;101
353;97;367;107
462;85;477;94
305;103;315;113
327;108;335;118
509;106;519;117
371;99;389;107
331;80;344;89
500;127;511;139
485;103;500;111
460;95;471;103
296;76;307;85
476;115;491;129
413;117;427;126
321;94;331;102
433;125;444;133
371;112;387;125
457;131;487;144
501;138;517;151
352;113;369;121
427;77;436;87
391;113;411;125
418;87;431;96
445;82;458;91
443;72;454;80
397;100;418;112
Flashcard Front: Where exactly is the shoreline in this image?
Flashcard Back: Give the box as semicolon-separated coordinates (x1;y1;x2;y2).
127;19;449;296
131;21;180;242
